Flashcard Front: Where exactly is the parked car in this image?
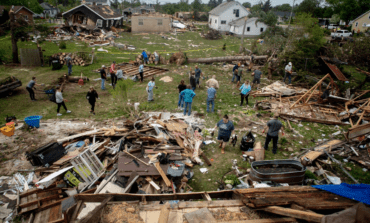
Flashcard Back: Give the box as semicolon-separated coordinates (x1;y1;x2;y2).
172;20;186;29
327;24;338;29
331;30;352;39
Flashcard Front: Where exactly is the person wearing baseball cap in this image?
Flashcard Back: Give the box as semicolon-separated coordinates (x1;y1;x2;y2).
263;113;284;154
100;65;107;90
284;62;293;85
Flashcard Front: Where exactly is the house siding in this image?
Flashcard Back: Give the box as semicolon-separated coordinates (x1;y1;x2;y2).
351;12;370;33
16;8;34;23
131;16;171;33
208;2;249;32
229;21;268;37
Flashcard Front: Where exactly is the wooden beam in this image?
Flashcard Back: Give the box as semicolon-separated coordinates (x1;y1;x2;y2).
154;162;171;187
78;196;112;223
157;203;170;223
263;206;323;222
217;218;297;223
70;200;83;222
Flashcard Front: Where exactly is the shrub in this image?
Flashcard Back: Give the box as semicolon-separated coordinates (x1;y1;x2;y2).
59;41;66;49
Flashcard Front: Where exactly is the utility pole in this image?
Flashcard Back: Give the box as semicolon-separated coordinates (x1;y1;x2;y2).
288;0;295;29
239;17;248;54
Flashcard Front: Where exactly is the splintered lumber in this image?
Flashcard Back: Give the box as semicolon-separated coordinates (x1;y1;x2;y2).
301;151;324;163
123;150;149;166
154;162;171;187
217;219;297;223
57;129;101;143
187;55;268;63
146;177;160;191
346;122;370;139
78;196;113;223
158;203;171;223
263;206;323;222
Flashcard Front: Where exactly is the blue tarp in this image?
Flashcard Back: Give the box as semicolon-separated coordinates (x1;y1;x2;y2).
312;183;370;205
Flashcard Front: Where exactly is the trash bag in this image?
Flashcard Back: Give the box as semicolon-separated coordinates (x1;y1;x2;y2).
240;131;255;151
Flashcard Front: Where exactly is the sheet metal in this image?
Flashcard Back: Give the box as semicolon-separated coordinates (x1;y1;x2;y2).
322;59;348;81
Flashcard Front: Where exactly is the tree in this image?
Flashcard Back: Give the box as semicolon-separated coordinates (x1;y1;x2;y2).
110;0;119;9
250;3;262;13
262;0;272;12
330;14;340;24
294;0;321;17
0;9;10;25
326;0;370;23
249;10;277;27
208;0;218;9
2;0;43;14
273;4;292;12
242;2;251;8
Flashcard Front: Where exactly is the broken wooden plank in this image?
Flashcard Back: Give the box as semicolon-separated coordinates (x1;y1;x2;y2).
157;203;170;223
263;206;323;222
57;129;101;143
123;150;150;166
154;162;171;187
78;196;113;223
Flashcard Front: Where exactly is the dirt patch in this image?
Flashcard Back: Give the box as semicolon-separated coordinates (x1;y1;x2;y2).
210;208;259;221
102;202;144;223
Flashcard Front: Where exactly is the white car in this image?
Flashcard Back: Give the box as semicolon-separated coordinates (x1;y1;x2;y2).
331;30;352;39
327;24;338;29
172;20;186;29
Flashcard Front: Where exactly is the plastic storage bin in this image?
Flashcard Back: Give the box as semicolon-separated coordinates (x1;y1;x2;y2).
25;115;42;128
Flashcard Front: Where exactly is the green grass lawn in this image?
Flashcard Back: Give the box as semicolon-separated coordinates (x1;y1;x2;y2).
1;29;369;190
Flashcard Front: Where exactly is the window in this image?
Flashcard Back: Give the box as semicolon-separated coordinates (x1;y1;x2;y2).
260;27;264;32
24;15;28;21
247;27;250;32
221;20;226;24
363;23;367;27
215;19;217;24
235;9;239;17
209;18;212;24
96;19;103;27
158;19;163;25
355;22;358;27
106;20;109;27
111;20;113;27
139;19;143;25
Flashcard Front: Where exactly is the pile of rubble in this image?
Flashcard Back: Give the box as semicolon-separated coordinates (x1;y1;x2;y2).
201;29;222;40
50;52;90;66
135;52;165;65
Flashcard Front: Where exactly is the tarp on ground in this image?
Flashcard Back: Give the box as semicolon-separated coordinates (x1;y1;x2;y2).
312;183;370;205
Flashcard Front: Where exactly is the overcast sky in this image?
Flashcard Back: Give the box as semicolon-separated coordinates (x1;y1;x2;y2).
140;0;304;7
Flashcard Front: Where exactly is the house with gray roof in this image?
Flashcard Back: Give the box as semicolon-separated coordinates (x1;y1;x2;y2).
34;2;59;18
273;11;294;23
229;17;268;36
208;0;249;32
122;5;155;16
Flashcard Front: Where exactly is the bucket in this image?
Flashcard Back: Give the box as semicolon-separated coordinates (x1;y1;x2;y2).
134;102;140;111
25;115;43;128
1;126;14;137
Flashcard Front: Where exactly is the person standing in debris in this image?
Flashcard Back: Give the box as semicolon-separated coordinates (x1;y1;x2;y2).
26;77;43;101
239;80;251;106
236;65;244;88
206;84;217;113
100;65;107;90
139;62;144;83
249;55;255;71
177;80;186;110
66;54;72;76
154;51;159;65
110;61;117;89
142;50;148;64
263;114;284;154
213;115;236;154
231;63;240;83
194;65;203;88
116;66;124;81
206;75;219;89
181;85;196;116
86;86;99;115
55;86;71;116
190;72;196;91
284;62;293;85
252;68;262;90
146;77;156;101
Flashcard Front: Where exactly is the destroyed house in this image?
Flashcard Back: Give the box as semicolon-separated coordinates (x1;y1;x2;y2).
62;4;123;30
131;14;171;33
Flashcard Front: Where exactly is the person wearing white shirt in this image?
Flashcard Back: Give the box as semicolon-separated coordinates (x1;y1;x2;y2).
284;62;293;84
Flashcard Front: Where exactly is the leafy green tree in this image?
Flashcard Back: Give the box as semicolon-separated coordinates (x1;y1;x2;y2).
294;0;321;17
273;4;292;12
262;0;272;12
110;0;119;9
250;3;262;13
330;14;340;24
0;8;10;25
322;7;334;18
249;10;277;27
326;0;370;23
2;0;43;14
242;2;251;8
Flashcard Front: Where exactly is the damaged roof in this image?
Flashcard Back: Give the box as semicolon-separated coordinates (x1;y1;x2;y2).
229;17;259;26
209;1;245;16
62;4;122;20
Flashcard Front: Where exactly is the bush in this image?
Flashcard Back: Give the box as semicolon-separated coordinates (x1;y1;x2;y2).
323;28;331;36
59;41;67;49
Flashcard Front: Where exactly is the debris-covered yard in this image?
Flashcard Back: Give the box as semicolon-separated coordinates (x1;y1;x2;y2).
0;21;370;223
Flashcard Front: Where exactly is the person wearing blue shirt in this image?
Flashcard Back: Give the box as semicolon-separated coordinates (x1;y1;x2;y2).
231;63;240;83
213;115;236;154
146;77;156;101
142;50;148;64
139;62;144;83
206;85;217;113
239;80;251;106
194;65;203;88
181;85;196;116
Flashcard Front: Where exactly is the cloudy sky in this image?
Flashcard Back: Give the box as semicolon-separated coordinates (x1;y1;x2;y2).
141;0;304;7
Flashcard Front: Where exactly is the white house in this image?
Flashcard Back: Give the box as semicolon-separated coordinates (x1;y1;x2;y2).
229;17;268;36
208;0;250;32
83;0;109;6
34;2;59;18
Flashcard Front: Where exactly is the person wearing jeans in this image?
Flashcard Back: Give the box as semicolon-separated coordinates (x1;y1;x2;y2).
100;65;107;90
177;80;186;110
263;114;284;154
66;54;72;75
181;85;196;116
55;86;71;116
231;63;240;82
26;76;43;101
284;62;293;85
206;84;217;113
110;61;117;89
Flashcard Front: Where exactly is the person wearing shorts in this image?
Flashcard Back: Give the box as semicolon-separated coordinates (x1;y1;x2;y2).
252;68;262;90
213;115;236;154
